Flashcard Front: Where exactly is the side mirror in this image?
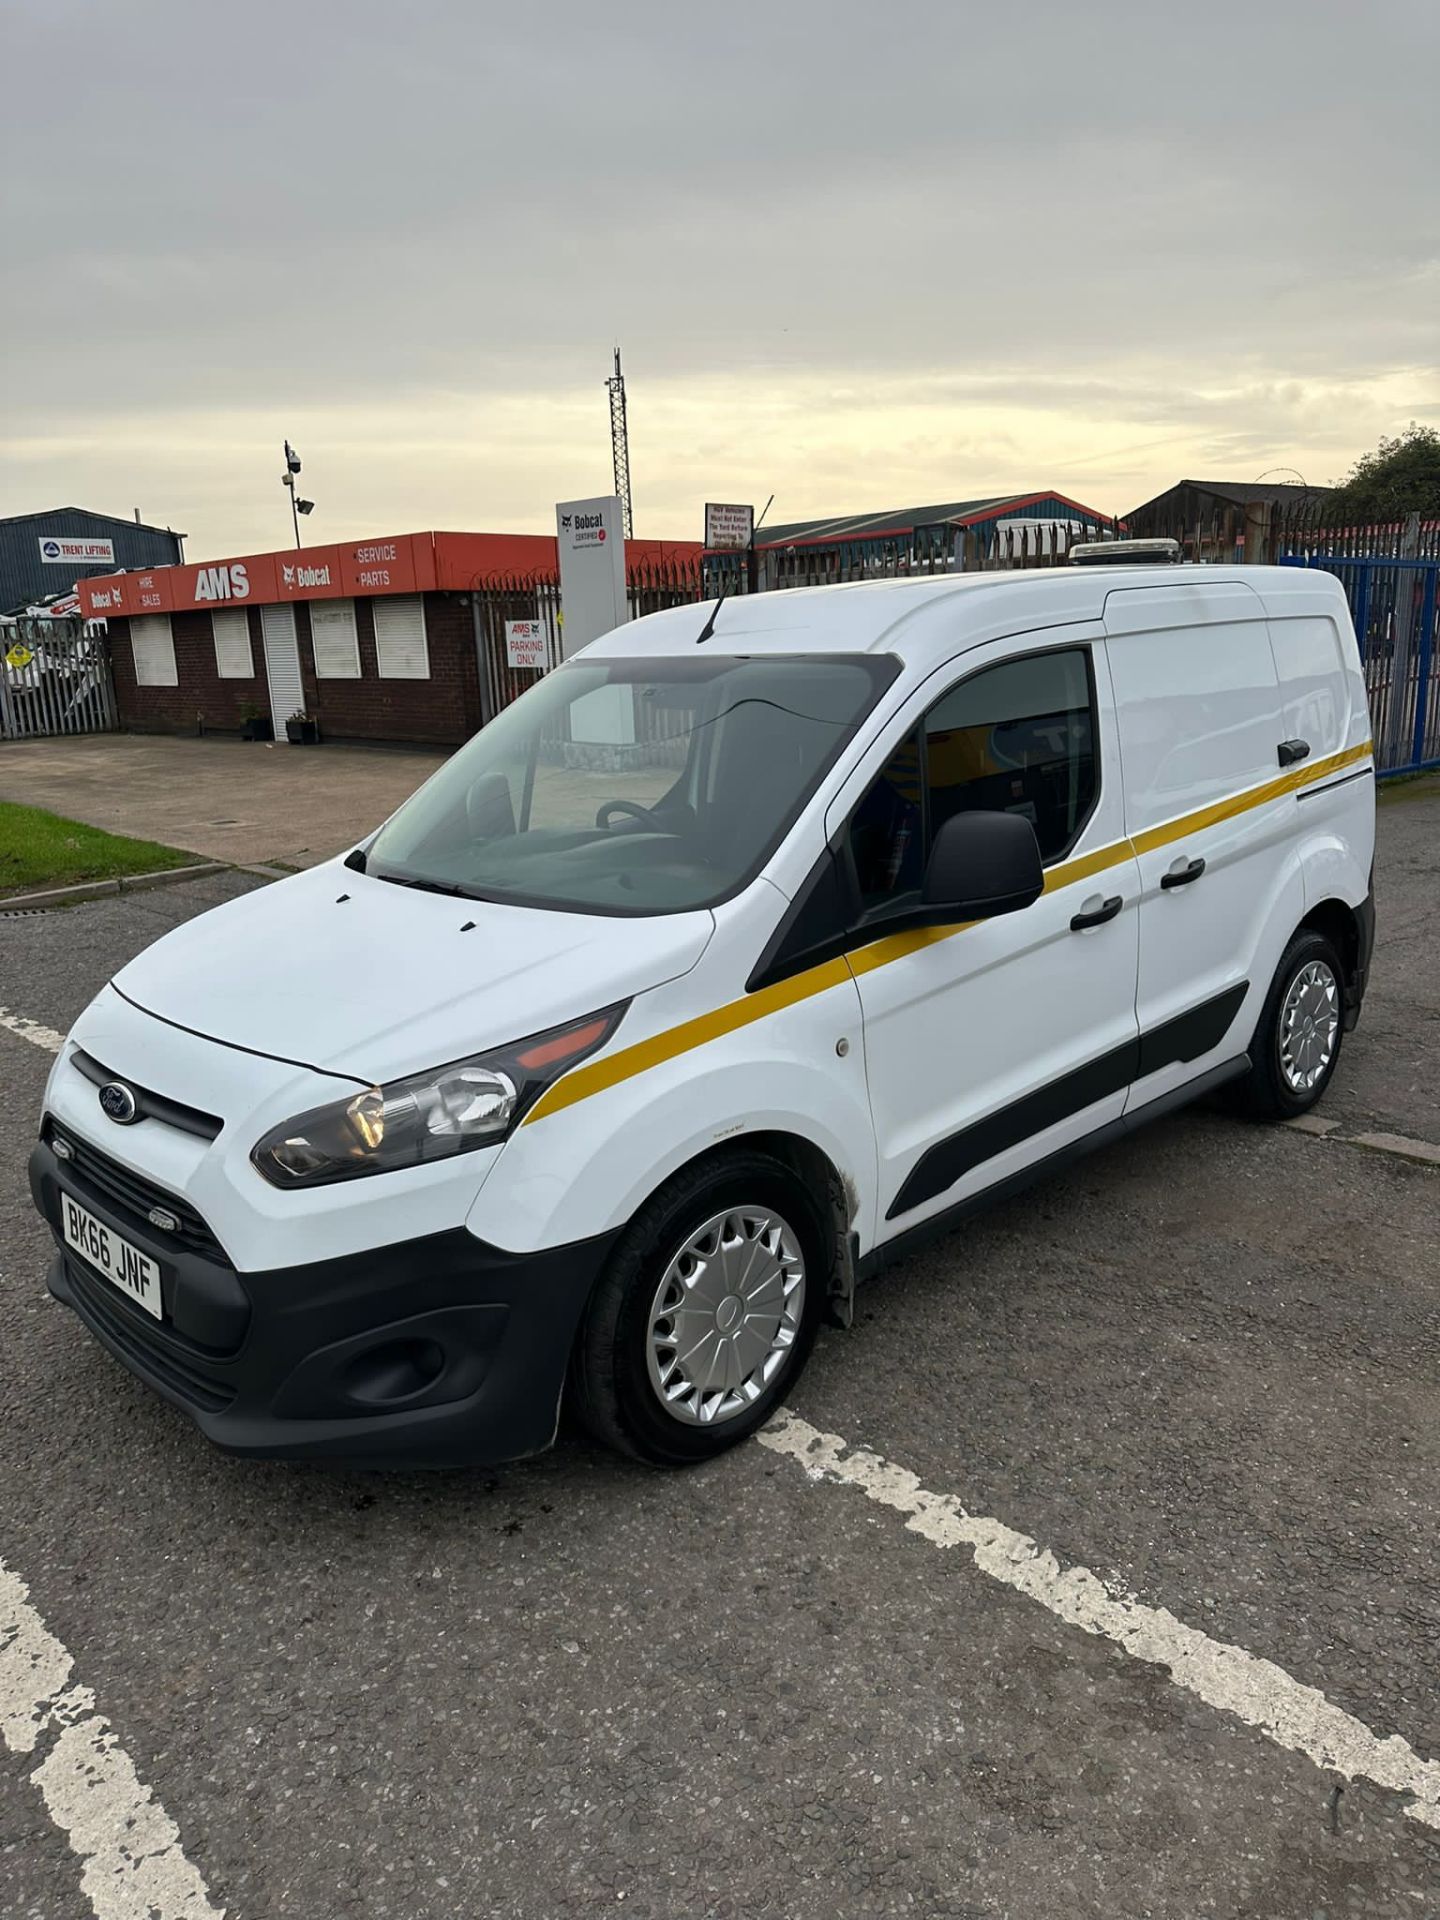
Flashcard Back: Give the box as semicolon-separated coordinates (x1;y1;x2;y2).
921;811;1044;920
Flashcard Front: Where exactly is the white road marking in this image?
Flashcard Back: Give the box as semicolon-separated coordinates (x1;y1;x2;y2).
0;1005;65;1055
1;982;1435;1880
0;1559;223;1919
758;1410;1440;1831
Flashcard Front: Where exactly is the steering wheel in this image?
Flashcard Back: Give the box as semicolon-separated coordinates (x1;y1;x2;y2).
596;799;662;830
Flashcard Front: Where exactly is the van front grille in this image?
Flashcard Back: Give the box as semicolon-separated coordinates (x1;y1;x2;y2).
43;1119;228;1263
70;1049;223;1142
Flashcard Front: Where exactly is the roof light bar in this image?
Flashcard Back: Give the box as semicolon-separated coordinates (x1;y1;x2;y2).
1070;537;1183;566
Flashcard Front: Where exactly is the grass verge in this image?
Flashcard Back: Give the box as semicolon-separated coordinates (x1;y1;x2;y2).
0;801;199;896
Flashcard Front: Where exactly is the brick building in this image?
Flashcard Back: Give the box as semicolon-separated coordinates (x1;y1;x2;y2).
77;530;700;748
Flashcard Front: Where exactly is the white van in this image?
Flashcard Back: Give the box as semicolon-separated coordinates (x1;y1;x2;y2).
30;562;1375;1467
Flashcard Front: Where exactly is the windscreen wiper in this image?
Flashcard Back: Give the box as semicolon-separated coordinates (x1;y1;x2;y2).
373;871;475;899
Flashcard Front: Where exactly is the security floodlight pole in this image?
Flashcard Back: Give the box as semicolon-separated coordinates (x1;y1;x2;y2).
282;440;306;547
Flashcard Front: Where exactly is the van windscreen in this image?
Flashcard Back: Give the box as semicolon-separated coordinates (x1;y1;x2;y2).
366;654;895;915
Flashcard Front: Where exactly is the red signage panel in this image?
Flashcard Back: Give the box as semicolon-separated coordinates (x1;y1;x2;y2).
338;534;428;597
433;531;558;588
78;538;428;619
270;546;345;601
75;528;697;618
80;555;282;618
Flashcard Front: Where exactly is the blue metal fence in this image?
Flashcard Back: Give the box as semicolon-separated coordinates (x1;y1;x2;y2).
1278;555;1440;778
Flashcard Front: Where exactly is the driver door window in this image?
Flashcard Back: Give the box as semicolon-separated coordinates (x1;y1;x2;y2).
847;646;1098;916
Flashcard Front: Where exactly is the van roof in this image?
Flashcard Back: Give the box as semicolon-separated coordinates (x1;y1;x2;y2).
583;563;1344;671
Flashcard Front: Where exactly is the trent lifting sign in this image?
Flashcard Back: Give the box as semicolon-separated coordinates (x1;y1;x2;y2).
39;535;116;565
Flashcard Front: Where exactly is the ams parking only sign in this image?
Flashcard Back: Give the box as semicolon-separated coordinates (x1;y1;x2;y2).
504;619;548;670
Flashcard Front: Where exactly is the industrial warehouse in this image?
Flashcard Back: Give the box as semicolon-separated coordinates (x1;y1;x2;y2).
0;506;185;616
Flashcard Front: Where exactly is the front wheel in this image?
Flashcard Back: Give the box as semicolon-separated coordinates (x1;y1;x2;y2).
571;1150;829;1466
1230;929;1346;1120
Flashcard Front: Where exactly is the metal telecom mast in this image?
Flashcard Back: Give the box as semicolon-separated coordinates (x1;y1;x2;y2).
606;348;634;537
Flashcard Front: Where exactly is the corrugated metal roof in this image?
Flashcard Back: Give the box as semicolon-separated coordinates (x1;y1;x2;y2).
0;505;185;538
756;491;1110;548
1179;480;1332;506
1140;480;1331;510
758;498;1011;546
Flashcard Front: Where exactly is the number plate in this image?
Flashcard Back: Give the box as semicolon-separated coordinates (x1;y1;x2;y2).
61;1194;164;1320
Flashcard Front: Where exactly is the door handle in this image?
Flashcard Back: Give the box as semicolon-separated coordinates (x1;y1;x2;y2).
1160;857;1206;890
1277;738;1310;767
1070;894;1123;931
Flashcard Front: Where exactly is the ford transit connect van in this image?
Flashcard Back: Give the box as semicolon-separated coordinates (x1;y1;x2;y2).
29;563;1375;1467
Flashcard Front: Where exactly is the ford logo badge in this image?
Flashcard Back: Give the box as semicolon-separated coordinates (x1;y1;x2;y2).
98;1082;139;1124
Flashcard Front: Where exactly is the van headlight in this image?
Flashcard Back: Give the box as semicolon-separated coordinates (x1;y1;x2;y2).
251;1004;627;1189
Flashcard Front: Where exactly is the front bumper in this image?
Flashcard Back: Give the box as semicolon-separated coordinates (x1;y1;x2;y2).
30;1136;616;1467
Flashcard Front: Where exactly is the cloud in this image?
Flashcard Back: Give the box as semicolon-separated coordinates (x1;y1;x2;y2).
2;0;1436;554
7;358;1435;555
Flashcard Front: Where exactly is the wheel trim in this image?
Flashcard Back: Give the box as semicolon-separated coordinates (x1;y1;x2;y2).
1278;959;1340;1093
645;1207;806;1427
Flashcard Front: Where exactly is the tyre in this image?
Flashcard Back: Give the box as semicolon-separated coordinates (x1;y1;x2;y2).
1230;928;1346;1121
571;1148;830;1466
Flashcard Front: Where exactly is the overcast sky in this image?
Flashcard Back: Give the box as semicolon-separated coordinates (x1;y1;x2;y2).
3;0;1437;558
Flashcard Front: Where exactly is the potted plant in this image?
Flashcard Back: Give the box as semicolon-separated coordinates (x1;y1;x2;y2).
285;709;319;745
239;701;273;742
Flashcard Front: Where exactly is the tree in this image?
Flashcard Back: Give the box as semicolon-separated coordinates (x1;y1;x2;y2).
1329;423;1440;521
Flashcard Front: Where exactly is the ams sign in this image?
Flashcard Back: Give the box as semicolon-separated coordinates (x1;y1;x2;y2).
193;564;250;602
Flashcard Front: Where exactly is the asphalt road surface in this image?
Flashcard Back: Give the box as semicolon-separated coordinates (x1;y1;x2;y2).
2;783;1437;1919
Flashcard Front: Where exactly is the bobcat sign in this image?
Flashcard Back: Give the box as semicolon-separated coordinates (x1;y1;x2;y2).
555;495;627;658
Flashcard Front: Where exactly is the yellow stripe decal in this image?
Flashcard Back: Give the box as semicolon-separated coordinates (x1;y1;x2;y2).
522;740;1372;1126
1129;738;1373;857
523;956;854;1125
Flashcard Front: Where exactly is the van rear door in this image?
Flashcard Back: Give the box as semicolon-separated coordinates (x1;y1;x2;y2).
1256;572;1359;767
1104;579;1303;1113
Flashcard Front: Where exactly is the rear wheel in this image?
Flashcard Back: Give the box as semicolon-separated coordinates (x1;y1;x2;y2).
571;1149;829;1466
1230;929;1346;1120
